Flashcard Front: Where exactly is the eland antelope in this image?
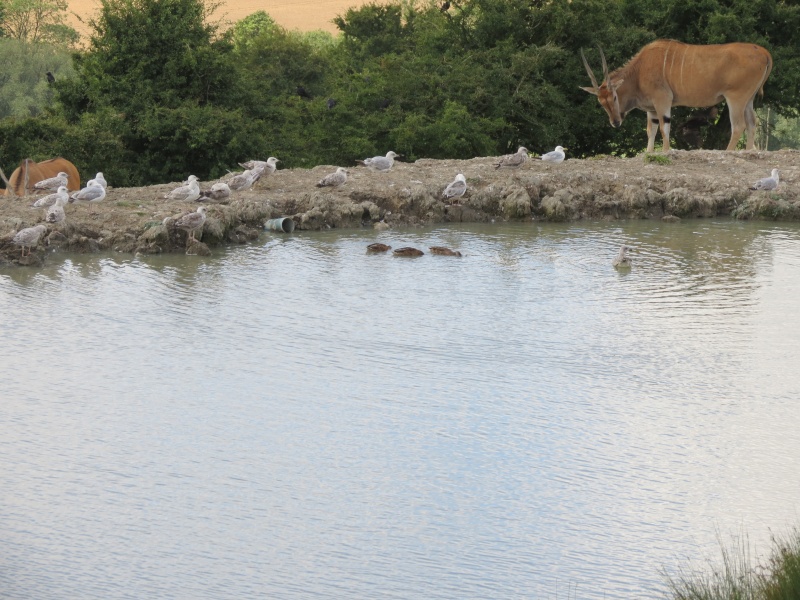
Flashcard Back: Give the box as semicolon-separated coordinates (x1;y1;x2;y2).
580;40;772;152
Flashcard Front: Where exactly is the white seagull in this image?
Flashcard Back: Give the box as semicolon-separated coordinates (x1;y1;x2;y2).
442;174;467;203
33;171;69;192
87;172;107;189
165;175;201;202
359;151;399;172
316;167;349;188
495;146;529;169
69;180;106;213
541;146;566;163
12;224;48;257
750;168;780;191
46;194;68;224
31;186;69;208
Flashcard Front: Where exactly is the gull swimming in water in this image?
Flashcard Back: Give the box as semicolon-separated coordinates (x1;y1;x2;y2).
429;246;462;257
198;182;231;201
358;151;399;172
12;224;47;257
34;171;69;192
87;172;107;189
174;206;208;241
316;167;349;188
442;174;467;203
165;175;201;202
541;146;566;163
495;146;529;169
46;194;68;224
69;180;106;213
612;245;632;268
227;169;259;192
750;168;780;191
32;186;69;208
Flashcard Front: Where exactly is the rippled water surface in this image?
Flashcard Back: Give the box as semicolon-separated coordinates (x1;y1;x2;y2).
2;220;800;599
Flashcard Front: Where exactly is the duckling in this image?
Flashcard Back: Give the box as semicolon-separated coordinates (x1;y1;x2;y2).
393;247;424;257
612;245;632;268
367;243;391;253
429;246;462;257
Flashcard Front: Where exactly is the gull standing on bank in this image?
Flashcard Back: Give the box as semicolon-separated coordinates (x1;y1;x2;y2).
33;171;69;192
541;146;567;163
165;175;201;202
495;147;529;169
173;206;208;241
199;182;232;201
69;180;107;213
750;168;780;191
316;167;349;188
32;186;69;208
46;194;68;224
359;151;399;172
12;224;48;257
442;174;467;203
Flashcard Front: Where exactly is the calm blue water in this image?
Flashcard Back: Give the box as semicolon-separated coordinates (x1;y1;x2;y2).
1;220;799;599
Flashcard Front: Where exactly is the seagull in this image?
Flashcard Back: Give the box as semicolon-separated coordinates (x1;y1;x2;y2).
12;224;47;257
69;180;106;213
750;168;780;191
33;171;69;192
495;146;529;169
358;151;399;172
198;182;231;201
316;167;349;188
165;175;201;201
612;245;632;268
46;194;68;224
173;206;208;241
442;174;467;203
239;157;279;177
31;186;69;208
87;172;107;189
541;145;566;163
227;169;259;192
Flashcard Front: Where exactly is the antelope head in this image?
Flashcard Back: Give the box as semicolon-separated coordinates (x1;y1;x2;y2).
580;47;625;128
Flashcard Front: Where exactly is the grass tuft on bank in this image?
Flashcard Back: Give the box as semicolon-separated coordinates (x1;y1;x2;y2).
665;528;800;600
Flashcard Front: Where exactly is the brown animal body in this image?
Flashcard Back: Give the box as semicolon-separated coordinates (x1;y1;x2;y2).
580;40;773;152
2;158;81;196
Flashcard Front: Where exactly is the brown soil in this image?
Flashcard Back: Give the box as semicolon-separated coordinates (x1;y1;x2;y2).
2;149;799;267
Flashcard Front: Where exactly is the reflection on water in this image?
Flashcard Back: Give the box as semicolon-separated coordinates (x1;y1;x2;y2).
1;219;799;599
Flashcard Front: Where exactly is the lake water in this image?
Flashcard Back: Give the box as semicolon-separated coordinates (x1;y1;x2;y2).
2;219;799;599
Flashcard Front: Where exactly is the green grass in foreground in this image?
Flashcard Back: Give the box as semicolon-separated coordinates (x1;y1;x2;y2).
665;528;800;600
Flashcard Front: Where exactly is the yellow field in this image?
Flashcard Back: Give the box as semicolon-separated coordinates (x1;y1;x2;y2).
66;0;384;37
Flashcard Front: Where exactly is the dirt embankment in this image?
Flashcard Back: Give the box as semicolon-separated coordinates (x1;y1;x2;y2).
2;149;799;266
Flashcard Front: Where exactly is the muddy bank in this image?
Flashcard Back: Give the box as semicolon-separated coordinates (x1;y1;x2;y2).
2;149;799;266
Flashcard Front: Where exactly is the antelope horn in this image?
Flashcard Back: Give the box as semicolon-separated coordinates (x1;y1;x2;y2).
598;45;610;83
580;48;599;90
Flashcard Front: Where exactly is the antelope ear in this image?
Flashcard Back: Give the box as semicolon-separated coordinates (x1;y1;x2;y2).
609;79;624;91
579;86;599;96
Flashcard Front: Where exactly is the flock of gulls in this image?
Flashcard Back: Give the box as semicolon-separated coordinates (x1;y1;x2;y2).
8;145;786;266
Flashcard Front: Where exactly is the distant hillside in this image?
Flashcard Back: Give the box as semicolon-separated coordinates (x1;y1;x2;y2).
66;0;383;36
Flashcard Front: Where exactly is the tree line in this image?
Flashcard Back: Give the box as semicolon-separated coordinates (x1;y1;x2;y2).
1;0;800;187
